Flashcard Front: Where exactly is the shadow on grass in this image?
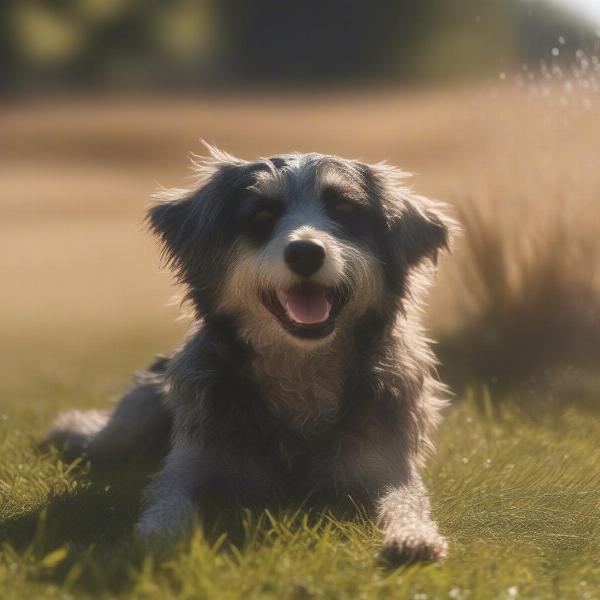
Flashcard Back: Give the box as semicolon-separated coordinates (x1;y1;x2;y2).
0;456;158;593
437;335;600;424
0;457;245;593
0;452;379;595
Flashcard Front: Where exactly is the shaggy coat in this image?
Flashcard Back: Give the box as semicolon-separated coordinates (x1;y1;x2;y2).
47;146;455;563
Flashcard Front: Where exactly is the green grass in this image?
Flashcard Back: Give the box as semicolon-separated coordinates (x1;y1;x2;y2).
1;335;599;599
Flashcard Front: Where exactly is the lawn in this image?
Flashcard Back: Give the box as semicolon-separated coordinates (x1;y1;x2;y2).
1;336;599;599
2;83;600;598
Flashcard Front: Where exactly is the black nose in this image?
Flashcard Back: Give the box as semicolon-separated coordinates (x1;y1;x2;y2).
284;240;326;277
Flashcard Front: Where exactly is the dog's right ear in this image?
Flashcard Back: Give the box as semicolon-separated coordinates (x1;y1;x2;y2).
147;192;200;275
147;143;244;279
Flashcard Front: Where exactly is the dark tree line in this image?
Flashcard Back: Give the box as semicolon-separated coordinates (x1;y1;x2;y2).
2;0;596;91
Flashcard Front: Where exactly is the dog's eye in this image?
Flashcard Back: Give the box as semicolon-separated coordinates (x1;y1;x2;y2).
252;209;276;225
243;204;282;244
324;195;373;239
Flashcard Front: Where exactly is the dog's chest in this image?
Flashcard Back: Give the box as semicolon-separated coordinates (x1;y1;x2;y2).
251;348;345;432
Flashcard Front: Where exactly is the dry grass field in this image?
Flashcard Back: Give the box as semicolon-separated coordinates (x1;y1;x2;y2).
3;83;600;356
1;82;600;598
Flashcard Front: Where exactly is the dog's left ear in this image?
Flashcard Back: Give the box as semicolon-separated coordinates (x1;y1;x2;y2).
391;196;452;268
369;163;456;274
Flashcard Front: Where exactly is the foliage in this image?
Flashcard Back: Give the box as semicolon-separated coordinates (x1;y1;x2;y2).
2;0;597;89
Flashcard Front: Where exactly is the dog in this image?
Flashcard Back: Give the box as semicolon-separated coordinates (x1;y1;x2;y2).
46;145;456;563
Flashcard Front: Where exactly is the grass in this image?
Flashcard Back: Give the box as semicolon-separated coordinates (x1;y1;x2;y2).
2;81;600;597
439;202;600;385
1;339;599;599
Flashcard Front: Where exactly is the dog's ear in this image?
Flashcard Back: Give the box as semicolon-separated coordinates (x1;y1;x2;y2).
147;191;200;275
147;144;244;279
390;196;452;268
367;162;456;282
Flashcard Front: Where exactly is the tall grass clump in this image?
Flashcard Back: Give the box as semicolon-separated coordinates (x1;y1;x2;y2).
443;200;600;385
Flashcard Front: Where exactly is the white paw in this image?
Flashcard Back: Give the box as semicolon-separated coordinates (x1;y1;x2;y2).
380;525;448;565
44;410;109;455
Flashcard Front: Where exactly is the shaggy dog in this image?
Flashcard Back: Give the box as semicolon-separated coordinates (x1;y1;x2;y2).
47;146;455;563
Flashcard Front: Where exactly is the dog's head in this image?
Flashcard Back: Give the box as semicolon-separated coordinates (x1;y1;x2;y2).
148;146;454;348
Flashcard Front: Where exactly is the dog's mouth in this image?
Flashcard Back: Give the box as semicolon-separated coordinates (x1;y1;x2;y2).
261;283;348;339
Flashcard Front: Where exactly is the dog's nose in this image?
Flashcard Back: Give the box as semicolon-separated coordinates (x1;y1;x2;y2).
284;240;326;277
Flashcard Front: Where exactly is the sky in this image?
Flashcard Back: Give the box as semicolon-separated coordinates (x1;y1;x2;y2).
549;0;600;25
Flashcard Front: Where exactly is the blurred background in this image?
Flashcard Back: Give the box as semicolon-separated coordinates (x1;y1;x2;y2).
2;0;600;407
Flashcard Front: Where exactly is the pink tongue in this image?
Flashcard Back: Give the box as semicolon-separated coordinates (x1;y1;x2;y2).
279;285;331;325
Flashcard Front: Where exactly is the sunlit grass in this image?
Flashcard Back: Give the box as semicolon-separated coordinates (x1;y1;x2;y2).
1;339;599;599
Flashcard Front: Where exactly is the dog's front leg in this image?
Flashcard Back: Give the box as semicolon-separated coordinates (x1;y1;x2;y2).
134;439;207;541
377;475;447;564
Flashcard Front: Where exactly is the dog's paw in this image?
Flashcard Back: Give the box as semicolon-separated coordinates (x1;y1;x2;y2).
42;410;109;456
380;526;447;565
134;498;196;544
134;517;189;548
135;513;188;542
134;518;168;543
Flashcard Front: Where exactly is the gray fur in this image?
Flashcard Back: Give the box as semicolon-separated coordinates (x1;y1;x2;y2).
46;145;456;564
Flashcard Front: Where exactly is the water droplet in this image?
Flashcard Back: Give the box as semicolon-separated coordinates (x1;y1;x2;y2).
499;72;506;80
552;48;560;57
559;36;566;45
